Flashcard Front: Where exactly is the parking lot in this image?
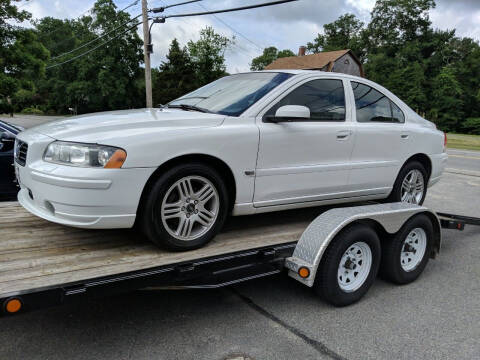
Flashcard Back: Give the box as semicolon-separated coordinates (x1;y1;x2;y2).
1;116;479;360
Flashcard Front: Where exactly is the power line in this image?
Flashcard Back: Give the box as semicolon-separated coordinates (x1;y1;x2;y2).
196;2;264;52
50;13;142;60
33;1;139;47
119;0;140;12
158;0;299;19
151;0;202;12
46;20;143;69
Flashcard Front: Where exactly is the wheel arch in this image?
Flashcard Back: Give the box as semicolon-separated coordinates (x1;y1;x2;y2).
135;153;237;223
401;153;432;180
356;212;441;258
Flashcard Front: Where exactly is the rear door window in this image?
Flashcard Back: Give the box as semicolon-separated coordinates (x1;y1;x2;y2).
352;82;405;123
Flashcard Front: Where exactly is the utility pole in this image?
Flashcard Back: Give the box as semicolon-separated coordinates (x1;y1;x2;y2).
142;0;153;108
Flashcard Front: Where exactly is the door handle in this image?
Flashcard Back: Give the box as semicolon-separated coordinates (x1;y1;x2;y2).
336;130;352;140
401;133;409;139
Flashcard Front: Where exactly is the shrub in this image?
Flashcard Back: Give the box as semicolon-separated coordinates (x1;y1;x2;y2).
20;107;44;115
462;118;480;135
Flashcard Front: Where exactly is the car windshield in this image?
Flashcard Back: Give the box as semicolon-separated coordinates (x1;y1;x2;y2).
168;72;293;116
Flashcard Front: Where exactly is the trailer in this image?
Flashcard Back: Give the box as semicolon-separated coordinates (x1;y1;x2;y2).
1;201;478;315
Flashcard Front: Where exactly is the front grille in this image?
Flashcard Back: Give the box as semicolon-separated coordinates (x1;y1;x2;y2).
15;140;28;166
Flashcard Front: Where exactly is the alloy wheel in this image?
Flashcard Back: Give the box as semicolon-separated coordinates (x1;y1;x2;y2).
161;176;220;241
401;169;425;204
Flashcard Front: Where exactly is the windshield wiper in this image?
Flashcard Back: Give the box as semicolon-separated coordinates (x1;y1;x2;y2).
167;104;213;113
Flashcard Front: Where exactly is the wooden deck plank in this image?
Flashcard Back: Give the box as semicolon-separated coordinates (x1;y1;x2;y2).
0;203;317;298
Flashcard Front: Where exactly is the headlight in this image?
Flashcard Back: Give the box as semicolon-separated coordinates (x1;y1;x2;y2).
43;141;127;168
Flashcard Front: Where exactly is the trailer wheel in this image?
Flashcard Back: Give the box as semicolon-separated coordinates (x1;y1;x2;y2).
380;214;433;284
314;224;381;307
141;163;229;251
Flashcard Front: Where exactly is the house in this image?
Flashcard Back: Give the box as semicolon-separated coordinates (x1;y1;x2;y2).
265;47;364;77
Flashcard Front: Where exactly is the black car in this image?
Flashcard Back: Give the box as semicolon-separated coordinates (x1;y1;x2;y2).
0;120;23;201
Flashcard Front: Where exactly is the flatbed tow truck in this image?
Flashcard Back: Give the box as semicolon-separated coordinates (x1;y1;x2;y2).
1;201;479;315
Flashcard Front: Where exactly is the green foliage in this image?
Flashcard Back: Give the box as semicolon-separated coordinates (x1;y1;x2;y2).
187;26;232;86
429;67;464;132
21;106;44;115
307;14;365;59
153;39;197;106
462;118;480;135
1;0;48;113
365;0;435;54
250;46;295;71
34;0;144;114
153;28;233;106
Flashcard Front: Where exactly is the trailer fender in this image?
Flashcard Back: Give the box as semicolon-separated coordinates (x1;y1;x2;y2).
285;203;441;287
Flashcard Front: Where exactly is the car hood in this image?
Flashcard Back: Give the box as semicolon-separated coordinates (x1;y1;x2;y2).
27;108;225;144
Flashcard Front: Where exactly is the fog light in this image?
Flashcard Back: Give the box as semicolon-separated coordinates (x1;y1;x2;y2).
298;267;310;279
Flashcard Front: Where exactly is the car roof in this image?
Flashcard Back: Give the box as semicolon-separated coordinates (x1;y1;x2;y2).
240;69;367;82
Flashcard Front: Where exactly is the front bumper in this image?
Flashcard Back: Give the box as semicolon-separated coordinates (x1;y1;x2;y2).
16;164;155;229
14;131;156;229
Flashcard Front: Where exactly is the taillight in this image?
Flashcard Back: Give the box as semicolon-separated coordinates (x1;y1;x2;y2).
444;133;447;147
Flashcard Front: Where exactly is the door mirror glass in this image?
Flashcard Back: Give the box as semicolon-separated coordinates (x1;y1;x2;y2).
267;105;310;123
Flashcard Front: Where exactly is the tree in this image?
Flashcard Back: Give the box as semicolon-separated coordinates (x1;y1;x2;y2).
34;0;144;114
187;26;232;86
429;67;464;131
0;0;48;114
307;14;365;59
250;46;295;71
153;39;197;106
364;0;435;54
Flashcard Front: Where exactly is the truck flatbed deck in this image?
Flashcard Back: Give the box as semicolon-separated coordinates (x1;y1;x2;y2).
0;202;313;303
2;201;477;314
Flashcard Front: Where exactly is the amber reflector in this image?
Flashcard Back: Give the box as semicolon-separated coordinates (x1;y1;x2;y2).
5;298;22;313
298;267;310;279
104;150;127;169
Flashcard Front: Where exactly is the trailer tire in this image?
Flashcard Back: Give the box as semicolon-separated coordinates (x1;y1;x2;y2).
141;163;229;251
380;214;433;284
314;224;381;307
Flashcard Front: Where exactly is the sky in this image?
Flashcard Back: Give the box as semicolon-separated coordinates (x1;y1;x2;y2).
15;0;480;73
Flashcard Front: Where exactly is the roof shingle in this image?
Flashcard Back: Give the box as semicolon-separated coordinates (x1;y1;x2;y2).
265;49;353;70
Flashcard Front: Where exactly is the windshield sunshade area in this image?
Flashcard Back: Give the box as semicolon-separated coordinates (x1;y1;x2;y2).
168;72;293;116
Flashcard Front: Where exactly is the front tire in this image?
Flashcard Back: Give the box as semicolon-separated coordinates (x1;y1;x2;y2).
388;161;428;205
380;214;434;284
141;163;229;251
314;224;381;307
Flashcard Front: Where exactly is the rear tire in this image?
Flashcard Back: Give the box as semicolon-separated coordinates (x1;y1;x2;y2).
380;214;434;284
314;224;381;307
140;163;229;251
387;161;428;205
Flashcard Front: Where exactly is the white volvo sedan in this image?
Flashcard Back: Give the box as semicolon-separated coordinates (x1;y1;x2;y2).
15;70;448;250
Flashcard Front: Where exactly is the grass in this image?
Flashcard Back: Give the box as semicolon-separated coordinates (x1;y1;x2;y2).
447;133;480;151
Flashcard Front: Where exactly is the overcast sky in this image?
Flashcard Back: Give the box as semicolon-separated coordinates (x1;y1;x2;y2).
16;0;480;73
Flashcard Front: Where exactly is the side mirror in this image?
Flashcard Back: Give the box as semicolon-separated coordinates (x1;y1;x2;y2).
266;105;311;123
0;132;15;151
